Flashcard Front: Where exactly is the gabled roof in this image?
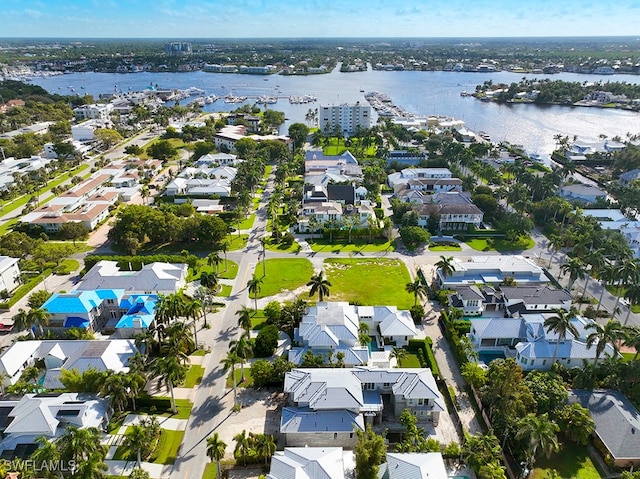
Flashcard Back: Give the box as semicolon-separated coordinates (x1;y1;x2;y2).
3;393;108;437
268;447;346;479
280;407;364;434
42;290;102;315
76;261;187;293
501;285;572;305
569;390;640;461
381;453;448;479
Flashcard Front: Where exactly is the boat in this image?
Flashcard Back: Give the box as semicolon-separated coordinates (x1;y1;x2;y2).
360;89;365;92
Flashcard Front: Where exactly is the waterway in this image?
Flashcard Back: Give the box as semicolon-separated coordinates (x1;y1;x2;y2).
28;67;640;155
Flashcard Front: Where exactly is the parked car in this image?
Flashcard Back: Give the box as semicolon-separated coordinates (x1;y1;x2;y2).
0;323;14;334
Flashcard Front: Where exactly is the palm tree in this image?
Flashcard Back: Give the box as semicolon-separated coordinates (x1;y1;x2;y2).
612;258;640;317
123;423;154;467
560;257;586;291
544;308;579;364
623;326;640;361
219;241;229;271
200;271;219;294
515;413;559;469
221;351;240;406
57;426;106;468
358;322;370;347
233;430;251;466
390;347;407;366
184;299;203;348
586;319;625;367
12;308;35;337
405;276;427;306
253;433;276;465
597;262;618;312
124;370;146;411
31;436;62;479
206;433;227;479
207;252;223;274
580;248;605;310
163;321;195;362
149;356;187;414
27;307;50;337
307;270;331;302
435;256;455;283
102;372;129;413
230;334;253;383
623;283;640;325
247;277;263;311
73;450;109;479
236;305;253;335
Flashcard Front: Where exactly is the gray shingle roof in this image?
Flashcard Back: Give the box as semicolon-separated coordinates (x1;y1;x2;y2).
569;390;640;461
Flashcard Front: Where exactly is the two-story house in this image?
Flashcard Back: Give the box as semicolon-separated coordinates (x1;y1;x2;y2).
281;367;444;447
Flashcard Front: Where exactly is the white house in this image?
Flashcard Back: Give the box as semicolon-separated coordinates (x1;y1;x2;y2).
282;367;444;447
468;314;617;370
0;256;21;294
387;168;453;189
0;339;138;389
289;302;417;368
73;103;113;121
267;447;350;479
76;261;188;295
558;184;607;204
435;255;548;289
71;119;112;142
0;393;110;460
380;453;448;479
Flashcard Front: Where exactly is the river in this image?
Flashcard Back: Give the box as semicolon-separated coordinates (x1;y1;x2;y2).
28;67;640;155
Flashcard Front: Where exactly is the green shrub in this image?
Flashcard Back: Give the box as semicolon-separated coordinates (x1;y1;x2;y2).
253;324;279;357
409;304;425;324
408;338;440;378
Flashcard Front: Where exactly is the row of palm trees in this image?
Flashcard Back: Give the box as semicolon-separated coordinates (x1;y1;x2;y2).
206;430;277;479
544;307;640;365
559;251;640;324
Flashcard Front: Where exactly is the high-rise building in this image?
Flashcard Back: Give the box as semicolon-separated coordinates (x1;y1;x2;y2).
319;102;371;136
164;42;192;55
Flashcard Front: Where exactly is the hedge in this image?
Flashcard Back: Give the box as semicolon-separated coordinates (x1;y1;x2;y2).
83;254;192;273
0;269;53;310
408;338;440;378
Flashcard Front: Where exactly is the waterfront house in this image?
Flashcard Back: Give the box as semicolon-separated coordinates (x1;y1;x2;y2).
558;183;607;204
380;453;448;479
267;447;349;479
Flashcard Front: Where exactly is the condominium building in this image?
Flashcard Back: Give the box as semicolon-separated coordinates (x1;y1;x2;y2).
319;103;371;136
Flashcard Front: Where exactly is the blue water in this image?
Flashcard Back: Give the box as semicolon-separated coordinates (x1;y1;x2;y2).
28;68;640;155
478;350;506;364
367;339;383;353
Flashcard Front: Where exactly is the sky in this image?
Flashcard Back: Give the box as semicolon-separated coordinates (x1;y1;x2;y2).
2;0;640;39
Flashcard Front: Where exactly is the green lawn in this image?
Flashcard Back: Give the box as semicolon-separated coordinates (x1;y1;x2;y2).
202;462;217;479
226;234;249;251
218;284;233;297
622;352;637;362
309;239;395;253
264;237;301;253
150;429;185;464
250;310;268;330
324;258;414;309
253;258;314;298
428;244;462;251
183;365;205;388
238;215;256;230
399;353;421;368
531;442;602;479
135;397;193;419
465;236;535;252
55;258;80;274
190;259;238;281
226;366;253;389
191;349;208;357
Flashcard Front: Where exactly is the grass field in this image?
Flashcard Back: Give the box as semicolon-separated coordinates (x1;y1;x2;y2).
226;234;249;251
190;259;238;281
324;258;414;309
465;236;535;252
226;367;253;389
264;237;301;253
250;310;268;330
183;365;205;388
399;353;421;368
253;258;314;298
238;215;256;230
428;244;462;251
151;429;185;464
135;397;193;419
531;442;602;479
309;239;395;253
218;284;232;297
191;349;208;357
202;462;217;479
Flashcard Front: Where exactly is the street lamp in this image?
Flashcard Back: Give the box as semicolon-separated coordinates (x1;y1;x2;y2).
260;237;267;277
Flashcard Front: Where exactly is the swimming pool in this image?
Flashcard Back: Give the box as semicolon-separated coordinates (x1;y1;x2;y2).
477;350;506;364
